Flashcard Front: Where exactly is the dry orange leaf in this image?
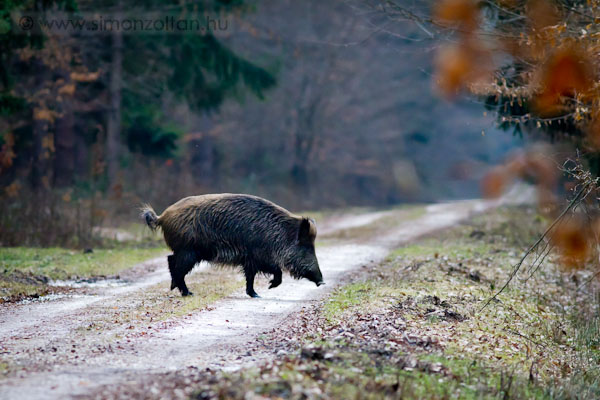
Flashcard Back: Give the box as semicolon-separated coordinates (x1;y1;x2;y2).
545;50;591;94
70;71;100;82
527;0;561;32
536;186;558;215
33;108;58;123
62;191;72;203
481;166;511;199
526;153;557;189
585;114;600;150
505;153;528;176
58;83;76;96
435;45;473;97
4;181;21;198
0;133;16;171
433;0;479;30
551;217;592;269
533;47;594;116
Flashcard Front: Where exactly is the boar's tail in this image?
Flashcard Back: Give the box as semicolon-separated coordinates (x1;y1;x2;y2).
140;204;160;231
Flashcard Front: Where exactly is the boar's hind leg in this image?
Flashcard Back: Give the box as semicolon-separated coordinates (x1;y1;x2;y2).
168;255;176;289
269;268;282;289
243;263;260;298
170;251;196;297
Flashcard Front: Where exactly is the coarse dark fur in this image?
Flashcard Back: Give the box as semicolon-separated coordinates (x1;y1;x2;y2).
140;194;324;298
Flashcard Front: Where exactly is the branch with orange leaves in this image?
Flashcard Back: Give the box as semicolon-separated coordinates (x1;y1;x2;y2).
479;180;593;312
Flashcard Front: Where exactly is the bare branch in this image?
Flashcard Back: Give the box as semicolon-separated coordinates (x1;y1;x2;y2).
480;181;592;312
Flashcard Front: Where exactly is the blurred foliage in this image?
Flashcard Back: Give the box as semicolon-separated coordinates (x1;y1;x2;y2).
0;0;275;245
432;0;600;152
429;0;600;282
122;97;181;158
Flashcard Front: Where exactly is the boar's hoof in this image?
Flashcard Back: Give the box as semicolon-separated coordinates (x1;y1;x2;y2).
181;290;194;297
316;281;325;287
269;279;282;289
247;291;261;298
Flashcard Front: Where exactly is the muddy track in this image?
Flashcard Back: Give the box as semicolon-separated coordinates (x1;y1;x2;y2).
0;198;510;399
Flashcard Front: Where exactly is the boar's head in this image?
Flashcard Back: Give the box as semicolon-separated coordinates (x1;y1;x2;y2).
289;217;324;286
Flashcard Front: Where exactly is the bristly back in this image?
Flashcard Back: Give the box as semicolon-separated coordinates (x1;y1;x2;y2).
158;194;302;255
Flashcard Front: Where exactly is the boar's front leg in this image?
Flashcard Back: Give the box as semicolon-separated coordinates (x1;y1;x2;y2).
269;268;282;289
243;263;260;298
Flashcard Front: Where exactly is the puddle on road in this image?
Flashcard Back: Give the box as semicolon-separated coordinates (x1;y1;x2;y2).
49;277;129;289
18;293;89;304
13;277;129;305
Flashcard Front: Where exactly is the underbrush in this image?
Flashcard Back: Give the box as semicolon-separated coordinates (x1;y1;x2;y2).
0;185;165;248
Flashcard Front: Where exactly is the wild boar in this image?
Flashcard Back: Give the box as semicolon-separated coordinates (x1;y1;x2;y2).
141;194;324;298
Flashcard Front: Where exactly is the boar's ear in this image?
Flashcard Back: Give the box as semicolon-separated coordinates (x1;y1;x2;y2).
298;217;317;245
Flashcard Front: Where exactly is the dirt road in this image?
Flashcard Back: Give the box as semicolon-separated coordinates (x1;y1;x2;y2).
0;198;508;399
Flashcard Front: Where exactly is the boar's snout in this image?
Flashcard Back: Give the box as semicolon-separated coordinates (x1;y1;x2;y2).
305;263;324;286
293;250;323;286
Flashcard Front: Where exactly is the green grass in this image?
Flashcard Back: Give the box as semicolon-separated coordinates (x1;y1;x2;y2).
391;354;548;399
0;280;53;302
388;241;493;260
0;246;166;280
323;282;376;323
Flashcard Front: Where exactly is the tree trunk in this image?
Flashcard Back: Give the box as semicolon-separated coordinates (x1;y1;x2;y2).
54;75;75;187
106;14;123;187
31;59;51;190
291;91;320;189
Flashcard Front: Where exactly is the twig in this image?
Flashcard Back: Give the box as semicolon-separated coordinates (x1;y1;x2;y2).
524;238;550;276
521;243;553;284
576;269;600;293
479;182;591;311
506;328;545;347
